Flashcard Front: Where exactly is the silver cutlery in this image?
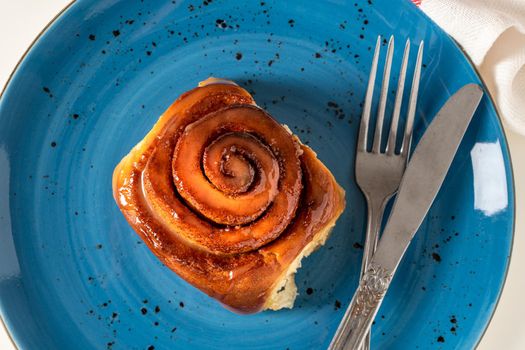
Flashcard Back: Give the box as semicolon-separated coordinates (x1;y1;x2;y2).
347;35;424;350
329;83;484;350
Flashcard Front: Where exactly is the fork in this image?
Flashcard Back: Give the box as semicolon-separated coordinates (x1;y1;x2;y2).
329;35;424;350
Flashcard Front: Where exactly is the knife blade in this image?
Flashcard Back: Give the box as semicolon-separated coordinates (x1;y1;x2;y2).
329;83;483;350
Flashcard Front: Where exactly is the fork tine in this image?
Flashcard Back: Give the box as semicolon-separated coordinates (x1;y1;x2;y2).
358;36;381;152
401;41;424;156
387;39;410;155
372;36;394;153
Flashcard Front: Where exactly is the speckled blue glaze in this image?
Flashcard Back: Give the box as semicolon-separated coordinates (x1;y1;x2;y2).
0;0;514;349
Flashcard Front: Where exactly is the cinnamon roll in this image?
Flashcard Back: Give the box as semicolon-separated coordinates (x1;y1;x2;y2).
113;78;345;313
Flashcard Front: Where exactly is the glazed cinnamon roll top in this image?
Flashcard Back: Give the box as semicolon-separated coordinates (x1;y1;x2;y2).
171;105;304;254
113;78;345;313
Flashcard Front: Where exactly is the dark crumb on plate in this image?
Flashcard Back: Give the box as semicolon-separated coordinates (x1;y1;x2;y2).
334;300;341;310
112;30;120;37
353;242;364;249
179;302;185;308
437;336;445;343
306;287;313;295
89;34;96;40
50;141;57;148
42;87;53;98
216;19;228;28
141;307;148;315
432;252;441;262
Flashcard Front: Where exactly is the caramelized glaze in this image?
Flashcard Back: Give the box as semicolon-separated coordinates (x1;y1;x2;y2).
113;80;345;313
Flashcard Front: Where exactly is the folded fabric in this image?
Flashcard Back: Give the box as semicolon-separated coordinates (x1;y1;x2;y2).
416;0;525;135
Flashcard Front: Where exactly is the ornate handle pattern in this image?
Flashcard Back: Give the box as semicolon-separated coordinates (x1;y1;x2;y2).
329;262;393;350
352;263;392;318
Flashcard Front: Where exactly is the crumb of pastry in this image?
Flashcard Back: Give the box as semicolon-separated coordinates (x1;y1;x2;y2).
281;124;293;135
264;218;338;310
198;77;238;87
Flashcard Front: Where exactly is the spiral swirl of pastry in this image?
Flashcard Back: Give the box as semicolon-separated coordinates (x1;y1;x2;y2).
131;80;302;255
170;105;303;254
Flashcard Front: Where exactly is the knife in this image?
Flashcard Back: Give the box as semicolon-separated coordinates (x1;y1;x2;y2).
329;83;484;350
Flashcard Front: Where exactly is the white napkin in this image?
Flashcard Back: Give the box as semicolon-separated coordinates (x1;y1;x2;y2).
417;0;525;135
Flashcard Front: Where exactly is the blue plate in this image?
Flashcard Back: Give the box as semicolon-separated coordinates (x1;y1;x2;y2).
0;0;514;349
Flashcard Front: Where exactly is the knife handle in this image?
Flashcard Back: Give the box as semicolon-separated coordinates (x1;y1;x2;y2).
328;262;393;350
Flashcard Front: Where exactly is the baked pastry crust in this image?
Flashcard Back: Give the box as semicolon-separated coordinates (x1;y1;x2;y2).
113;78;345;313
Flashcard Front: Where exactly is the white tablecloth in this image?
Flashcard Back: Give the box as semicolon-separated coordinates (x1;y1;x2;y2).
0;1;524;349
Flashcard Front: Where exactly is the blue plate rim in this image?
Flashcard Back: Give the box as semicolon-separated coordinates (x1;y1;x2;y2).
0;0;516;349
411;4;517;348
446;25;517;350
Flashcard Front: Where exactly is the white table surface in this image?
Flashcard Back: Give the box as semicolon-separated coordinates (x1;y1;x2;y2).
1;1;524;349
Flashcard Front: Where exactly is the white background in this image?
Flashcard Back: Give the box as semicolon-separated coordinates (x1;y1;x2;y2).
1;1;524;349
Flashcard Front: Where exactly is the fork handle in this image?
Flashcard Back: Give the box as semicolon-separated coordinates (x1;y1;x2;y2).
329;197;387;350
361;198;387;281
359;198;387;350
